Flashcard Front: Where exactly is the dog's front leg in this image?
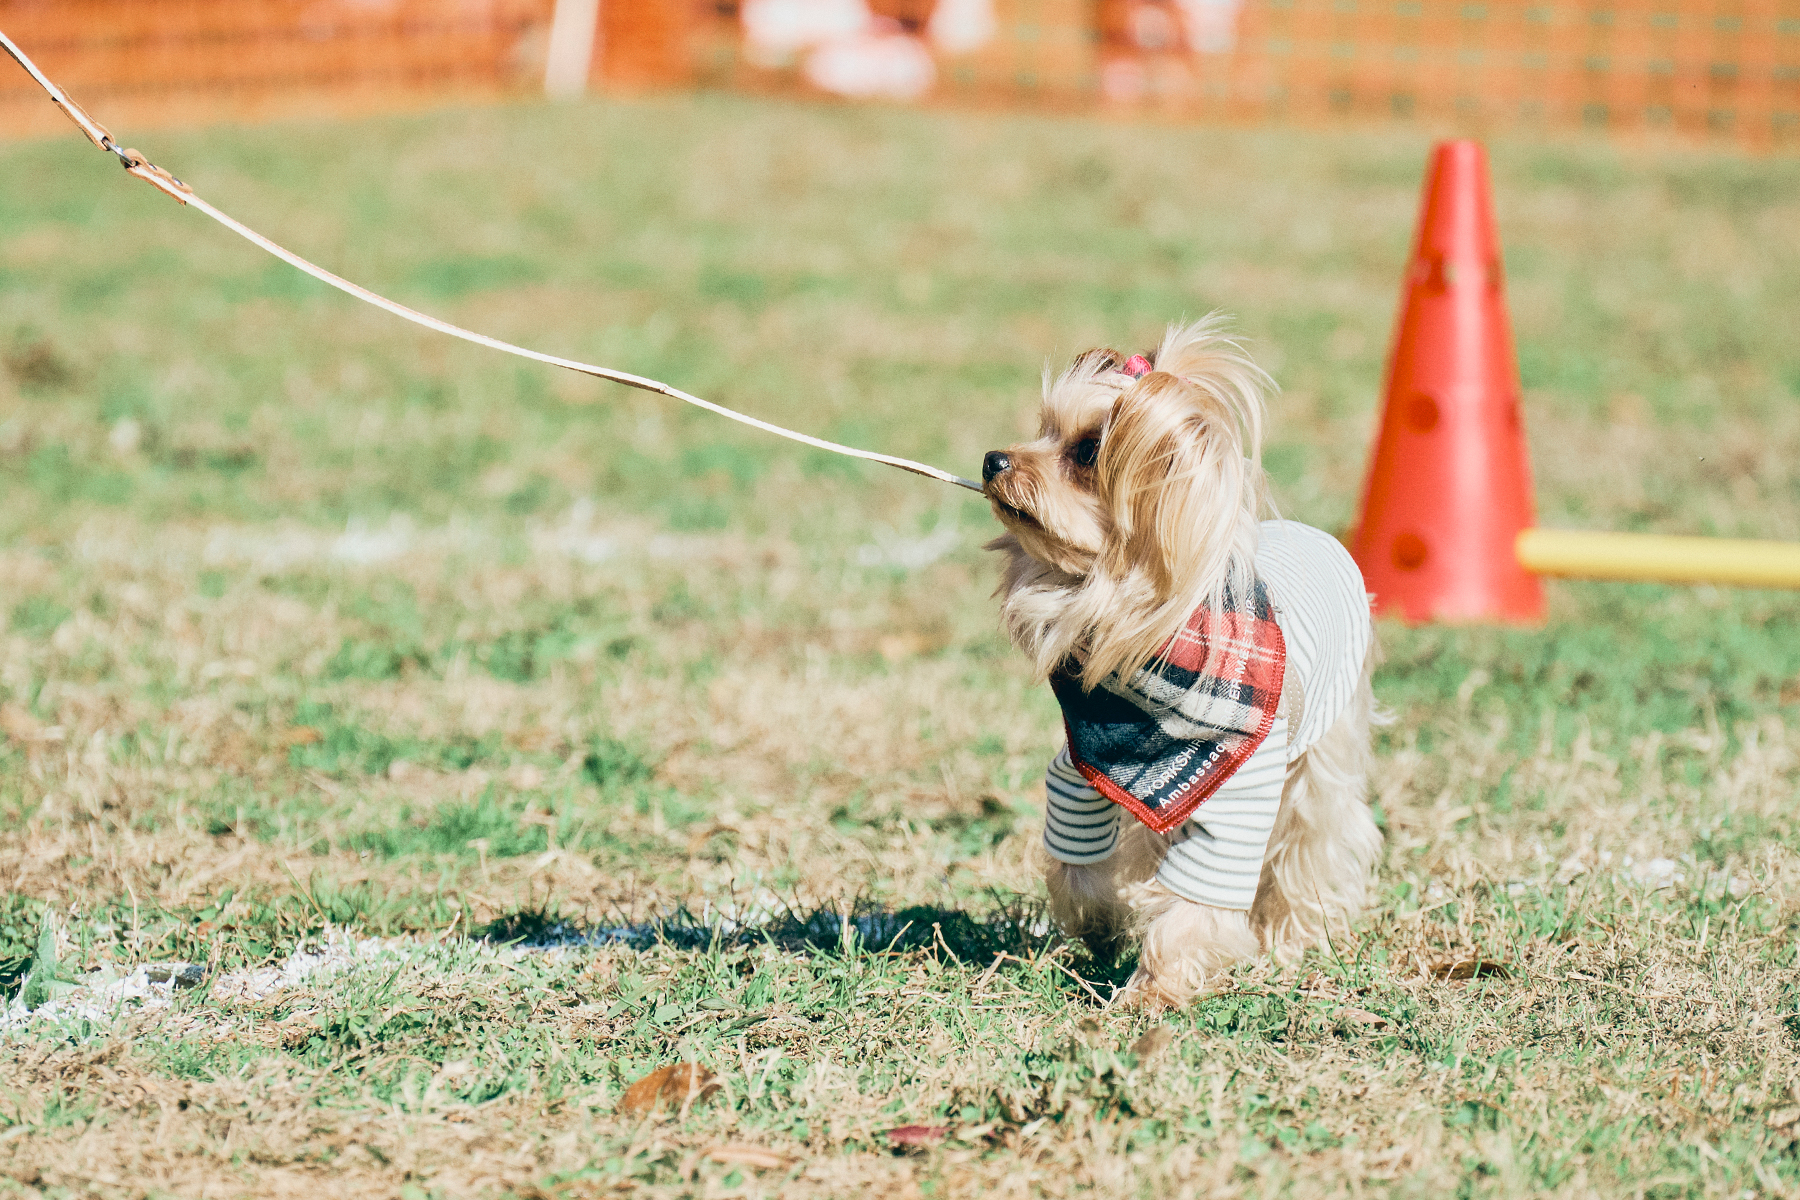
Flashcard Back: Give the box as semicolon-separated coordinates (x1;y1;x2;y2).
1043;856;1136;958
1116;882;1260;1010
1041;818;1168;957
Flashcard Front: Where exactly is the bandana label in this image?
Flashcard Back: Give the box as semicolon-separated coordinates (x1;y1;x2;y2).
1050;579;1286;834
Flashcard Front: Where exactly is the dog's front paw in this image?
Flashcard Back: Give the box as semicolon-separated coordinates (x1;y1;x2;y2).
1114;965;1206;1012
1118;888;1256;1010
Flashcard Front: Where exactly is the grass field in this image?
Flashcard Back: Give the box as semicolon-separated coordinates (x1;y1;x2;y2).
2;91;1800;1198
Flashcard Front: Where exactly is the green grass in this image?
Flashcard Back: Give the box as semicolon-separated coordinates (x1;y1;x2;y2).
1;92;1799;1198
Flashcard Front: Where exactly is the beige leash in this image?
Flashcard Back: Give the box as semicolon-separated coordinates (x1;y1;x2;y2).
0;29;984;494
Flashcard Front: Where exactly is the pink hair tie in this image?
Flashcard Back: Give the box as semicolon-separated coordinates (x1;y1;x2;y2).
1122;355;1153;378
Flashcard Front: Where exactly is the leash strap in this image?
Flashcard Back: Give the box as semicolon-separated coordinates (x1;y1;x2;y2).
0;28;984;494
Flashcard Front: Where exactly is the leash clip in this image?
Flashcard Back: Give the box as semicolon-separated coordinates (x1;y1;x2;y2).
115;147;193;204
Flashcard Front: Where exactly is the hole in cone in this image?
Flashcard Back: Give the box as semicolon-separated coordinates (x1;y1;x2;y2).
1415;255;1449;291
1393;533;1429;570
1406;394;1439;432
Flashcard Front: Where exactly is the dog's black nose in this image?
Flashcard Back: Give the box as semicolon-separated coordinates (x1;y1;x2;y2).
982;451;1012;483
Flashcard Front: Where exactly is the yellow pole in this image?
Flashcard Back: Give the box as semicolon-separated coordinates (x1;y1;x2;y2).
1517;529;1800;589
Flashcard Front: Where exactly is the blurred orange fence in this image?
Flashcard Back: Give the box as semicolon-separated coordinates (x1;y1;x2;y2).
0;0;557;137
2;0;1795;150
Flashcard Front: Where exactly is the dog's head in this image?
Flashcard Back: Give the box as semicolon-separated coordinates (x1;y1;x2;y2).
983;317;1272;682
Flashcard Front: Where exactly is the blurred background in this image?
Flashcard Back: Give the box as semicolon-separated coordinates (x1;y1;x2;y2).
3;0;1796;150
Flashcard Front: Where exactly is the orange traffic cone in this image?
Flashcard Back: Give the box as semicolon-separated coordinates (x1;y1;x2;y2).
1350;140;1544;625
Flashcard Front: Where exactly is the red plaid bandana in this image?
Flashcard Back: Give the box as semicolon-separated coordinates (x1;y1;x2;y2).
1050;579;1286;833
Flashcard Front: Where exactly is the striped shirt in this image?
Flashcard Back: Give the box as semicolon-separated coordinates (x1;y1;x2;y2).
1043;520;1372;911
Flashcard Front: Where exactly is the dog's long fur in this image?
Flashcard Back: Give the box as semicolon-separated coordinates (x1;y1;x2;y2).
988;316;1382;1009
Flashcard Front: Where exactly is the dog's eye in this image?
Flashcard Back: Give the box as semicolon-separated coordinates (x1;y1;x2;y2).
1072;438;1100;468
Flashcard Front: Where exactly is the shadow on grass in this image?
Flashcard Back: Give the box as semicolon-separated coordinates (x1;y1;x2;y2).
475;895;1140;999
476;895;1052;958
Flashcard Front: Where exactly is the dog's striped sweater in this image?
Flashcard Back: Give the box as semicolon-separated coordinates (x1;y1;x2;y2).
1043;520;1373;912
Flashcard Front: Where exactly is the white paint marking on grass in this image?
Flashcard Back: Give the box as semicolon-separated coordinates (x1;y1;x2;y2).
208;933;397;1003
855;518;961;570
1;963;199;1032
2;931;396;1037
331;515;419;565
530;498;619;564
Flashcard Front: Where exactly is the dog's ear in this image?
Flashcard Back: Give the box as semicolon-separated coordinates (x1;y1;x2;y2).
1097;372;1250;600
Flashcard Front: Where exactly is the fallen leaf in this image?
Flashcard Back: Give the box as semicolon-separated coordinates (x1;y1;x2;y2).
886;1125;948;1147
617;1063;720;1118
1433;959;1511;981
707;1143;789;1169
1336;1007;1390;1030
281;726;323;747
1129;1026;1174;1062
0;702;61;744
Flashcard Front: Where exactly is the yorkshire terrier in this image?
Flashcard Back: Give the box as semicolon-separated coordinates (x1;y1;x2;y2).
984;317;1382;1010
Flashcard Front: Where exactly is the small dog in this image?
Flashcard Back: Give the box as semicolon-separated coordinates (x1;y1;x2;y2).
983;317;1382;1009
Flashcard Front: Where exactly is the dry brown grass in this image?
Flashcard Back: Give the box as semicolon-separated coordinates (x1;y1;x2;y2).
2;93;1799;1198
